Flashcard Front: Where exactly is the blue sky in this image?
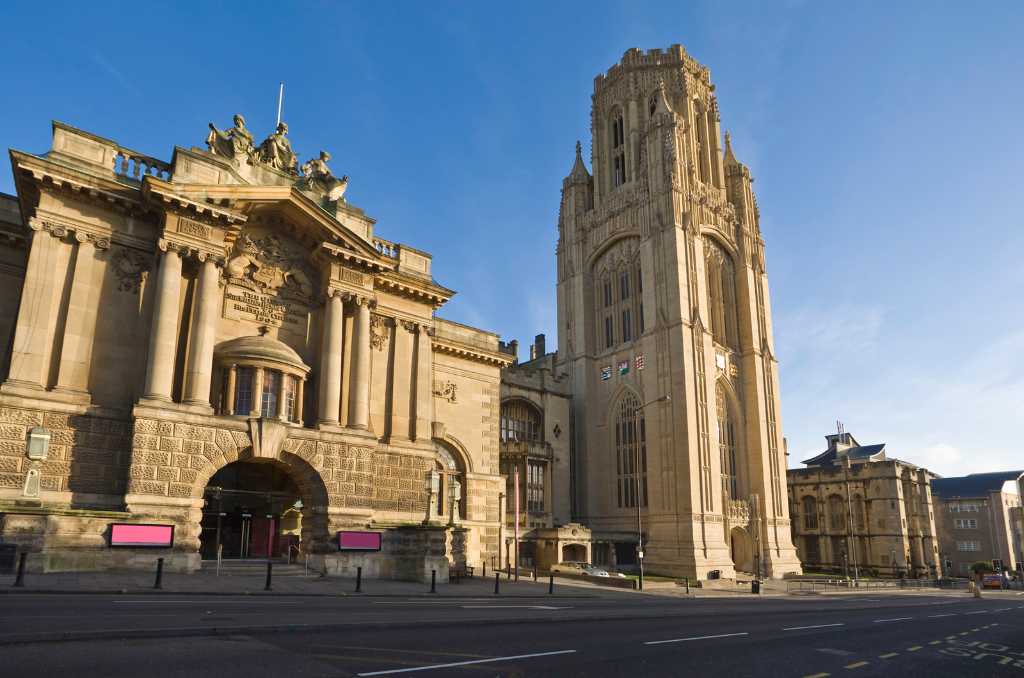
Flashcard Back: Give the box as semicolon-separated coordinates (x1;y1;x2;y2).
2;2;1022;476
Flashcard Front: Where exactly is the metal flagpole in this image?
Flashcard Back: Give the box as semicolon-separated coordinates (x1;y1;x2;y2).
276;82;284;126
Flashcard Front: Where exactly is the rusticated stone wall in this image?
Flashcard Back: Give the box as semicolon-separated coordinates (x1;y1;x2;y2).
0;406;130;503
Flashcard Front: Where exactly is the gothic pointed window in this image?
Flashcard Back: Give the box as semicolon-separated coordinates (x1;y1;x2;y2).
703;237;739;350
828;494;845;530
716;384;738;499
614;392;647;509
610;111;627;188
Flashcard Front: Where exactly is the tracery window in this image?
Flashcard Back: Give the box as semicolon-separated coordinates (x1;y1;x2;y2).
716;384;738;499
500;400;543;443
595;258;644;351
527;461;545;513
610;111;626;188
802;496;818;530
703;237;739;350
614;392;647;509
435;443;466;519
852;494;867;531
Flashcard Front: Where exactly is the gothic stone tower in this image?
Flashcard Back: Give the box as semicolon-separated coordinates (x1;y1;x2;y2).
556;46;802;579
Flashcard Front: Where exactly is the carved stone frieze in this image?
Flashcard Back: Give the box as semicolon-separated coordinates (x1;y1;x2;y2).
432;381;457;403
110;246;152;294
369;313;389;351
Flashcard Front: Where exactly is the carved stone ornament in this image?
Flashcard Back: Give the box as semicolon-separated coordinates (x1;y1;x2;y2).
224;232;314;301
370;313;388;351
299;151;349;203
206;114;255;163
432;380;457;403
255;122;298;175
110;246;151;294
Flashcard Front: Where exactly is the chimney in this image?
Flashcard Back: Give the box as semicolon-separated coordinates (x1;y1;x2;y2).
510;339;519;365
534;333;546;358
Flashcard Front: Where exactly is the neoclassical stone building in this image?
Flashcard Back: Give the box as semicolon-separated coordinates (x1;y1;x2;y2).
0;119;511;577
553;46;802;579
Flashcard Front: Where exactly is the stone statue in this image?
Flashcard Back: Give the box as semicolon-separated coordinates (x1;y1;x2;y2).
206;114;254;160
300;151;349;202
448;477;462;525
256;122;298;174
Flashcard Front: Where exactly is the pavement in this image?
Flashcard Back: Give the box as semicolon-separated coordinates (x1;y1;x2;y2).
1;572;1022;677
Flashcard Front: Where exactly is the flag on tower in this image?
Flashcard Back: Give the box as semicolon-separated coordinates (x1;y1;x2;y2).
600;365;612;381
617;360;629;376
635;354;645;371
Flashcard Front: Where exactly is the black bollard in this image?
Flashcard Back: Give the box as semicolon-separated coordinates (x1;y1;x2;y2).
153;557;164;590
482;562;486;578
13;552;26;588
533;566;537;582
684;576;690;594
548;573;554;595
355;566;362;593
494;572;500;595
430;569;437;594
264;561;273;591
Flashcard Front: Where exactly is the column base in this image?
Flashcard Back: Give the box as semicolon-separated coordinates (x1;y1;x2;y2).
48;387;93;406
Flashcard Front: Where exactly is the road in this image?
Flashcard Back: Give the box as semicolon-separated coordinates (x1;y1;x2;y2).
1;589;1022;676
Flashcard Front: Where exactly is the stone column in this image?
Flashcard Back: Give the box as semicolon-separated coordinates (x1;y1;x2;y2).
225;365;237;415
391;321;414;441
6;226;64;388
317;292;343;426
143;247;184;401
349;297;372;430
251;367;264;417
55;236;99;394
183;257;220;408
295;378;305;425
277;373;288;422
413;325;433;441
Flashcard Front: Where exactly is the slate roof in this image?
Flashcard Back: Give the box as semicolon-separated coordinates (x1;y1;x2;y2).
802;443;886;467
930;471;1024;499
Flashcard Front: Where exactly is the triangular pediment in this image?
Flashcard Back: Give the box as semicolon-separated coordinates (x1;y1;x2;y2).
142;177;392;273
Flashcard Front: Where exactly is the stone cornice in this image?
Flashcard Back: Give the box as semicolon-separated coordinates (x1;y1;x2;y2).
374;271;453;310
10;150;147;215
432;337;514;368
141;177;247;226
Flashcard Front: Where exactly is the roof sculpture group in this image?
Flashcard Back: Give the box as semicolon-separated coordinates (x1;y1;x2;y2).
206;114;349;203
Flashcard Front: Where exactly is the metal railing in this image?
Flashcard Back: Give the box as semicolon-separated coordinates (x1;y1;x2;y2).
786;578;969;593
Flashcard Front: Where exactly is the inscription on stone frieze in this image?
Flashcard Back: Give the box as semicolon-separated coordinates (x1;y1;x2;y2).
223;283;309;334
177;217;211;239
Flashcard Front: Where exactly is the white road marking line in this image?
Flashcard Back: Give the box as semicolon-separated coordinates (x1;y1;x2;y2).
964;610;987;615
645;632;749;645
872;617;912;623
354;649;577;676
927;613;956;618
994;607;1011;611
783;623;845;631
460;605;570;610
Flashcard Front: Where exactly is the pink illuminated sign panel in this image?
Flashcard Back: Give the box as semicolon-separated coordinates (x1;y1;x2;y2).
338;531;382;552
110;523;174;548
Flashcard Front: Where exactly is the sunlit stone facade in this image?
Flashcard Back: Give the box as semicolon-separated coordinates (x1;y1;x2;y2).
0;121;511;578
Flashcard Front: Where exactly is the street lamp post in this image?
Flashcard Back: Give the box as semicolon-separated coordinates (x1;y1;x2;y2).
635;394;671;592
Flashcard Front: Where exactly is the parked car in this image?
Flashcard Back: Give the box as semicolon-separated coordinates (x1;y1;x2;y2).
550;561;589;575
584;566;610;577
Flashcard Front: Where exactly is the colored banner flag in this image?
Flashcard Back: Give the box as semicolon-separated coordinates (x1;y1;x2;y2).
635;354;645;371
601;365;612;381
617;360;629;376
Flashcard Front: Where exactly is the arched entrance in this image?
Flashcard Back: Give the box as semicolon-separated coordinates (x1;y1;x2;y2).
199;460;304;561
729;527;754;574
562;543;587;563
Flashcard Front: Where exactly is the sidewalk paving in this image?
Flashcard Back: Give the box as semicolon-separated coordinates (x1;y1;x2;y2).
0;569;602;598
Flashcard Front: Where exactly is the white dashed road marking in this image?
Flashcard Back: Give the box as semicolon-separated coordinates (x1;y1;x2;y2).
645;632;749;645
783;623;845;631
355;649;578;676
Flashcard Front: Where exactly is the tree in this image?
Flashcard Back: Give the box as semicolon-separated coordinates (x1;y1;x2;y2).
970;561;994;575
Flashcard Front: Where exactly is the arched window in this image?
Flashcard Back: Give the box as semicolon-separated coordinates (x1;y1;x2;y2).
593;256;644;351
703;238;739;350
500;400;543;443
610;110;627;188
802;496;818;530
614;392;647;509
716;384;738;499
828;494;845;530
435;442;466;519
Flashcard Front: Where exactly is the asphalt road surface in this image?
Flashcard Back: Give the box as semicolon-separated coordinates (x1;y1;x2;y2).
1;589;1022;677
